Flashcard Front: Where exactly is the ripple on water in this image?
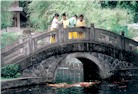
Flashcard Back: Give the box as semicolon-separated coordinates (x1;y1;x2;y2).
2;78;138;94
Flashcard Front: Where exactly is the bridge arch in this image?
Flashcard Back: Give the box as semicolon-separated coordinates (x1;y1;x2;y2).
53;52;111;82
20;51;132;83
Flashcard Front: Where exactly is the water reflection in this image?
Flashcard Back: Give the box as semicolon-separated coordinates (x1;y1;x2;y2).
2;79;138;94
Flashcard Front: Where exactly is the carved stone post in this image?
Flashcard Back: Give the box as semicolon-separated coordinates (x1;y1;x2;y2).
56;30;59;43
121;31;125;37
1;54;4;67
19;35;23;54
58;29;63;43
28;34;33;54
90;23;95;41
120;31;125;60
32;37;37;53
121;31;125;50
63;29;68;43
44;31;50;44
90;23;94;27
24;35;32;55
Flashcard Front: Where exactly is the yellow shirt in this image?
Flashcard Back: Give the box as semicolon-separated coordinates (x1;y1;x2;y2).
76;20;86;27
63;19;69;28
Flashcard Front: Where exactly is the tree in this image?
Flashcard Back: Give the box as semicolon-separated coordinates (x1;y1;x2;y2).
100;1;138;23
28;1;52;31
28;0;133;36
1;1;14;29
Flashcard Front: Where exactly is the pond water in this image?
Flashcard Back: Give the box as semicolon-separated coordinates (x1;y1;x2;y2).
2;77;138;94
2;58;138;94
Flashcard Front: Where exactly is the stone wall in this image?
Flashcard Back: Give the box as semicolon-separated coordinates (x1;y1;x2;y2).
1;77;48;90
15;42;138;73
21;52;133;82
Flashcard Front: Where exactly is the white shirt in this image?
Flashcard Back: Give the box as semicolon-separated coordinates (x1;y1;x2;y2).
51;18;59;29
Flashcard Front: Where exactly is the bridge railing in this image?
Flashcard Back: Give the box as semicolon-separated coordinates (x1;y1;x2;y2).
30;30;58;52
62;27;91;42
1;25;138;66
94;28;122;49
1;39;29;65
124;37;138;52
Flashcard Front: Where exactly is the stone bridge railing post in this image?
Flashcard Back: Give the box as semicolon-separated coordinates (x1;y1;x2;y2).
28;34;36;54
32;37;37;53
58;29;64;43
19;35;24;54
90;23;95;41
56;30;60;43
28;35;33;54
24;35;32;55
63;29;68;43
120;31;125;60
121;31;125;50
1;54;4;66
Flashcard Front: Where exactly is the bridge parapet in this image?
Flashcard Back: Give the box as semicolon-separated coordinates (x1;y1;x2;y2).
1;25;138;66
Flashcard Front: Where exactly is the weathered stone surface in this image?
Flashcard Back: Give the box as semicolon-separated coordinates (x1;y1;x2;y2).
1;77;49;90
2;36;138;69
40;70;48;77
20;52;134;82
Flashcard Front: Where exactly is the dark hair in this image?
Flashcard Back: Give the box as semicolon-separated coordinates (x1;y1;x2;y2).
55;13;59;17
79;14;84;18
62;13;66;16
74;15;78;18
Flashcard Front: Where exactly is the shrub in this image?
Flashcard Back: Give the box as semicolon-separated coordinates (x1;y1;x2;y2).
1;64;21;78
0;32;20;48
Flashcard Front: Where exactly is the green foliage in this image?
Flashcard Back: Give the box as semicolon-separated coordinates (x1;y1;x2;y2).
28;1;52;31
28;1;133;35
28;1;137;39
100;1;138;23
89;8;133;35
100;1;118;9
127;27;138;38
1;64;21;78
1;1;137;38
0;32;20;48
19;1;30;13
1;1;14;29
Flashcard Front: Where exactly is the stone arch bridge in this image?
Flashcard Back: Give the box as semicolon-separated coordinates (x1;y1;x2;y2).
1;25;138;82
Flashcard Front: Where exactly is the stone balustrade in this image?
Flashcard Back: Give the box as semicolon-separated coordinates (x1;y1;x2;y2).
1;25;138;66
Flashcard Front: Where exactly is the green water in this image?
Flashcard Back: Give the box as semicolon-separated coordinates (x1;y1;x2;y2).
2;78;138;94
